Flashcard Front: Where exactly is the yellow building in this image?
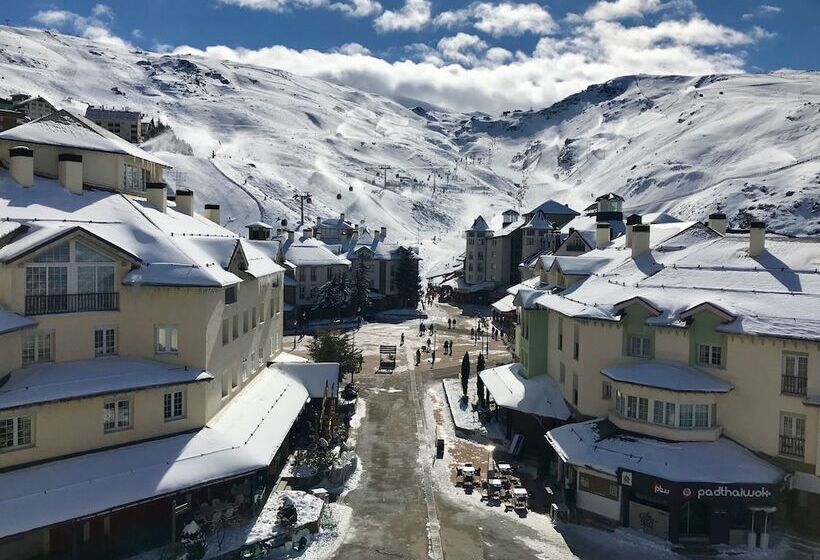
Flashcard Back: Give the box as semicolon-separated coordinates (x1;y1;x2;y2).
485;217;820;546
0;124;338;559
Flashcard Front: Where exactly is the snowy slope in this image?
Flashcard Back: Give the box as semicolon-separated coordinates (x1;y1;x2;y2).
446;73;820;234
0;27;817;281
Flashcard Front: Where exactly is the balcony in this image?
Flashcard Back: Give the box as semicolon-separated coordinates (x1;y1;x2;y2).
25;293;119;316
779;435;805;459
781;375;807;396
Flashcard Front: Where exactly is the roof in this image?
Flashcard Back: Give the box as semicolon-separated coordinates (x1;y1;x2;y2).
0;308;36;335
0;110;169;167
596;192;625;202
0;364;313;539
85;107;141;121
317;216;354;231
278;233;351;267
0;357;212;411
601;361;733;393
467;216;492;232
246;221;274;229
526;200;579;217
546;419;783;485
275;361;340;398
442;277;495;292
479;362;570;420
0;171;279;287
521;210;554;230
541;255;613;276
491;294;516;313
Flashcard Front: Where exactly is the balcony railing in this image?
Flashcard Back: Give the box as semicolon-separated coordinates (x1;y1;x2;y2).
781;375;808;396
779;435;805;459
25;293;119;316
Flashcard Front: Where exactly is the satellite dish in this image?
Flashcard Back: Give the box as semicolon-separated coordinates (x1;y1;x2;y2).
336;193;342;200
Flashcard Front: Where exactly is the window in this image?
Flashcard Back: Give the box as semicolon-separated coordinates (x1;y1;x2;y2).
653;401;664;424
232;365;239;389
780;413;806;458
123;164;147;191
221;372;230;398
679;404;694;428
299;286;306;298
573;325;580;360
232;315;239;341
103;398;131;431
258;303;265;324
0;415;33;450
578;472;619;500
164;391;185;421
628;335;650;358
572;373;578;405
782;353;808;396
310;268;317;282
270;297;276;318
222;319;230;346
694;404;710;428
559;363;566;384
626;396;638;419
258;345;264;366
22;332;53;366
602;382;612;400
664;402;676;426
241;358;248;382
94;327;117;356
697;344;722;367
156;325;178;354
615;391;624;415
251;306;257;328
225;285;237;305
638;397;649;421
298;268;305;281
243;310;250;333
558;317;563;350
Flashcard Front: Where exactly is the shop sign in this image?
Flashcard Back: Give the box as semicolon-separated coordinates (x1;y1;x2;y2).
681;485;773;501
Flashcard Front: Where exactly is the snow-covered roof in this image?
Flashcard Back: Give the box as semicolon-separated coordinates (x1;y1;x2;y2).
546;419;783;484
511;224;820;342
276;361;340;398
0;219;22;240
601;361;733;393
0;110;169;167
491;294;516;313
560;215;627;240
245;221;274;229
317;216;354;230
521;210;554;230
526;200;579;216
278;233;351;267
541;255;613;276
442;277;495;292
0;365;311;539
467;216;492;232
340;228;416;261
0;307;35;335
0;171;282;287
479;362;570;420
596;192;624;202
0;357;212;411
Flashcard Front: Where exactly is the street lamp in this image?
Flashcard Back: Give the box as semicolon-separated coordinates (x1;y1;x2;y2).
292;319;298;349
486;444;495;479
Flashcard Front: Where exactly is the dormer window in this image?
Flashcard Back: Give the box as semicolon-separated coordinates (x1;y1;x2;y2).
696;344;722;367
225;285;238;305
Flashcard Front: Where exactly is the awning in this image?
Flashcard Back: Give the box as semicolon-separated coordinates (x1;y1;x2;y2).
441;277;495;293
546;419;783;485
479;363;570;420
0;365;314;539
601;361;732;393
0;307;35;335
491;294;516;313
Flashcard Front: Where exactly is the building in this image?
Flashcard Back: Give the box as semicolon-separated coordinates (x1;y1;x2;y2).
85;106;143;143
0;110;168;193
0;109;28;132
453;200;579;302
12;96;56;121
0;132;338;559
487;216;820;546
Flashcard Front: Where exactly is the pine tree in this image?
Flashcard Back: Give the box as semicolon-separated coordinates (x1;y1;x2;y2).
308;329;363;382
460;352;470;397
476;353;486;407
396;246;421;309
313;273;349;319
349;258;371;313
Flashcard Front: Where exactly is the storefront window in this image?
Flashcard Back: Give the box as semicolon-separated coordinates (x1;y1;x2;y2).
679;404;694;428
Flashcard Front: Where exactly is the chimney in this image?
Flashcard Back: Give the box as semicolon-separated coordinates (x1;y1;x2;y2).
176;188;194;216
749;221;765;257
58;153;83;194
380;226;387;240
303;228;313;238
340;212;345;223
314;229;322;241
146;183;167;213
204;204;220;224
595;222;610;249
9;146;33;187
631;224;650;258
625;214;642;248
352;225;360;241
287;230;295;242
708;212;727;235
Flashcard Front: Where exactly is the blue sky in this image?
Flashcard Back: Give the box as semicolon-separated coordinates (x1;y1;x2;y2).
6;0;819;112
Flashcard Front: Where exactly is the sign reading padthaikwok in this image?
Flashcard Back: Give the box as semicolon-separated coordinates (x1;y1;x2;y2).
620;470;780;506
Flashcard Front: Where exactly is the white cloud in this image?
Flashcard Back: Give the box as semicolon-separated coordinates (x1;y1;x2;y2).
374;0;432;31
31;4;131;49
334;42;372;55
437;33;488;65
435;2;556;36
331;0;383;17
742;4;782;20
131;28;143;39
584;0;663;21
219;0;381;17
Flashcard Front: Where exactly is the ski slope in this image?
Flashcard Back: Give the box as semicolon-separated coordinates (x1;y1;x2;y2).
0;26;817;279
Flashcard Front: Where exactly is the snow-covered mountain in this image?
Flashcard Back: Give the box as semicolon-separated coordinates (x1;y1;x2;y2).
0;26;818;276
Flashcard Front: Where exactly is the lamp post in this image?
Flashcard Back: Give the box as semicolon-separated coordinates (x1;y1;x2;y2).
292;319;298;349
486;444;495;479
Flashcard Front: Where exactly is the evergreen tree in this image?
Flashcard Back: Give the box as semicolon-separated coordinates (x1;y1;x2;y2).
313;273;349;319
349;259;371;313
308;329;363;382
460;352;470;396
395;246;422;309
476;353;486;407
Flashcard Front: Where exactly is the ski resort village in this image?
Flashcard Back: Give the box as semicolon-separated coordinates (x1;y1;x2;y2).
0;9;819;560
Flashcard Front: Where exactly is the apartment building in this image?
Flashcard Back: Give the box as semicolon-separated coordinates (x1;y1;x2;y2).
0;126;337;559
483;216;819;546
0;109;28;132
12;96;56;121
85;106;143;143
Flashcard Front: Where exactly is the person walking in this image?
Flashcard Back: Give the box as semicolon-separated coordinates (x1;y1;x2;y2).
400;332;405;346
426;337;432;349
447;318;452;329
415;348;421;366
443;340;449;355
431;349;436;367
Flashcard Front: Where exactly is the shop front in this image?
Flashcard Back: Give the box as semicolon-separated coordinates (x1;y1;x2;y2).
620;470;780;545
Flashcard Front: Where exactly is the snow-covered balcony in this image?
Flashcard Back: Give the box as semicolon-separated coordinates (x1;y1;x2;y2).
602;360;733;442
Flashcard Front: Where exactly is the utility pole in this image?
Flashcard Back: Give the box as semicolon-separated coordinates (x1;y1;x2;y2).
379;166;391;189
292;191;312;225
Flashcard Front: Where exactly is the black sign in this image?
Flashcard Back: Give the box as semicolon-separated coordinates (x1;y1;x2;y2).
620;469;779;506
